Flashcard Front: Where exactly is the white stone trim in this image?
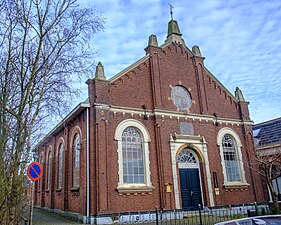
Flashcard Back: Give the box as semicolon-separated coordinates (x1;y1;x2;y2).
94;104;253;126
201;137;215;207
115;119;152;192
170;135;214;208
217;127;249;187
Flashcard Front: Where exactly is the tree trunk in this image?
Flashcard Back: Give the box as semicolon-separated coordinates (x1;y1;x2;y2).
267;179;280;212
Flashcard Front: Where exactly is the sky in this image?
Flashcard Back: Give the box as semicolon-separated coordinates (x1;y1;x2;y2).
76;0;281;124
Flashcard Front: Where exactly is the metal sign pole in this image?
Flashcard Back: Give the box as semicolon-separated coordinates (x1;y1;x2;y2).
27;162;43;225
29;181;35;225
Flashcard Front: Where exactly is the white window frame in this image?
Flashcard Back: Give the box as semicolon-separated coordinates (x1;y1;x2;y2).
217;128;249;188
115;119;153;193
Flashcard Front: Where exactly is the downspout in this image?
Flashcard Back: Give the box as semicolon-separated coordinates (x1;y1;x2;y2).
86;108;90;221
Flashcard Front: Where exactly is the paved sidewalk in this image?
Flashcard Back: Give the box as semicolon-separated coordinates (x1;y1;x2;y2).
33;208;84;225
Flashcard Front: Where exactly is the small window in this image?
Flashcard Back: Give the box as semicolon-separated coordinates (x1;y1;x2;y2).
73;134;80;187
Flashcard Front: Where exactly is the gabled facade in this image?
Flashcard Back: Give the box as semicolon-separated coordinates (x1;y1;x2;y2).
34;19;266;223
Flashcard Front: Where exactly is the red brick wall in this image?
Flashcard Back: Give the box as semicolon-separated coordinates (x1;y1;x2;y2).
34;41;266;217
35;112;87;215
89;41;265;214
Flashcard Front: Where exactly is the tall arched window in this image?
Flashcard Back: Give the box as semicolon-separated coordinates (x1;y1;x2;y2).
222;134;240;182
115;119;153;193
73;134;80;187
217;128;249;188
38;155;44;190
47;150;52;190
122;127;144;183
57;143;63;189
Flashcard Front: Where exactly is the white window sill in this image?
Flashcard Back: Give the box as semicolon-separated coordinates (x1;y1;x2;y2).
223;182;250;189
70;187;79;192
117;184;154;193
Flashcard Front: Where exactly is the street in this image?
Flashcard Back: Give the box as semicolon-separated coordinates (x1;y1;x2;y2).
32;208;84;225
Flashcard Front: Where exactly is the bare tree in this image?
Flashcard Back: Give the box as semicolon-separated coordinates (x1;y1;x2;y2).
0;0;104;223
249;145;281;212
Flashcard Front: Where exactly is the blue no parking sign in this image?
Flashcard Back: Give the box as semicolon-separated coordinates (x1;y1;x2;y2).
27;162;43;181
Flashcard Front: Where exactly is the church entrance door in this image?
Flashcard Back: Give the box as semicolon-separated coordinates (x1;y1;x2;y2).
179;168;202;210
177;148;203;211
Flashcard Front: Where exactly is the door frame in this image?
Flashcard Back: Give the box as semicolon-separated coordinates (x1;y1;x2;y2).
178;149;204;210
170;135;214;209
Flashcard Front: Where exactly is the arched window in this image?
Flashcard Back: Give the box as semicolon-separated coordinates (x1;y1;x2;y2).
47;150;52;190
73;134;80;187
177;149;198;164
122;127;144;183
38;155;44;190
217;128;249;187
115;119;153;192
222;134;240;182
57;143;63;189
177;148;200;169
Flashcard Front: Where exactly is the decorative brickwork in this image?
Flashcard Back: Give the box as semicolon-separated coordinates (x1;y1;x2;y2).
33;18;266;223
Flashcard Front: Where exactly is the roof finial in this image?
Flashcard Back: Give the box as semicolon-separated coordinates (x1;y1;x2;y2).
235;87;246;102
95;62;106;80
168;3;174;20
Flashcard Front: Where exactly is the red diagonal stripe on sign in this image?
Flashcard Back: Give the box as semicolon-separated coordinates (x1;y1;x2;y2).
31;165;40;177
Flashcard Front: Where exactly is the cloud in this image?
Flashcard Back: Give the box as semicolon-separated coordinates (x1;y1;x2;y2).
75;0;281;124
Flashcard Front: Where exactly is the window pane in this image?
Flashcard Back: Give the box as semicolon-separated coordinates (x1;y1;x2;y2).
273;179;278;193
277;177;281;194
122;127;145;184
128;176;133;183
139;175;144;183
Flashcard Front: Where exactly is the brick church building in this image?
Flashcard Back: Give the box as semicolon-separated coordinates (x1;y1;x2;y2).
33;18;266;223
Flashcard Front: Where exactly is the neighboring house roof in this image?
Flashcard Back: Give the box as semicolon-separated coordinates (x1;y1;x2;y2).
253;117;281;146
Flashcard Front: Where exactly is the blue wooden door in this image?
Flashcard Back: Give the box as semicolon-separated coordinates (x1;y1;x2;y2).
179;168;202;210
